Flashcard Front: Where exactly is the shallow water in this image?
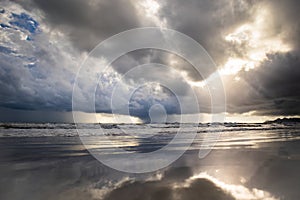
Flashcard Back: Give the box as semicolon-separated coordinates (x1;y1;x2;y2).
0;123;299;200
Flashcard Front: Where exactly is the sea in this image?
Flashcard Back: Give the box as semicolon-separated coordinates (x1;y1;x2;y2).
0;122;299;200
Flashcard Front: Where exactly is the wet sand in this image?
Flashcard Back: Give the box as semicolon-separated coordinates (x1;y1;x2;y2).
0;124;299;200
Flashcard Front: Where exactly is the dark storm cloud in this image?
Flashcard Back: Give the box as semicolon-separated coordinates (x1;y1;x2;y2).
112;49;203;82
0;52;70;111
266;0;300;49
0;34;76;113
244;51;300;115
0;107;74;122
159;0;258;66
128;84;181;122
225;51;300;115
17;0;142;51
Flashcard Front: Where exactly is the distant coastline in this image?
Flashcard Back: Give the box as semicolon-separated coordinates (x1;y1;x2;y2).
265;117;300;124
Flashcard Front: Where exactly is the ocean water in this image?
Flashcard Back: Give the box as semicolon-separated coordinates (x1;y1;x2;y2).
0;123;299;200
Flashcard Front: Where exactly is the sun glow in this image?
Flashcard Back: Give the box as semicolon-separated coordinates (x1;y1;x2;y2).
188;80;207;88
140;0;160;16
135;0;167;28
219;6;291;76
219;58;255;75
185;6;292;90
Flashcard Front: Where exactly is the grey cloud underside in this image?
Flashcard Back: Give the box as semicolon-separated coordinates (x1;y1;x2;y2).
112;49;203;82
127;84;181;122
22;0;142;52
17;0;257;63
268;0;300;49
0;31;76;112
160;0;259;65
224;51;300;115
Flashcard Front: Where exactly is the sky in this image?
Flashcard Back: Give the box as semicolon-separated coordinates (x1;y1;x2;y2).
0;0;300;123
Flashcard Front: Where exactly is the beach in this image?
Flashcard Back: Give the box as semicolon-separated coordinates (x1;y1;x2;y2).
0;123;299;200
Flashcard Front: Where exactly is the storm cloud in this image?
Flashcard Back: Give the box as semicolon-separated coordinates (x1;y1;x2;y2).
0;0;300;121
225;51;300;115
18;0;142;51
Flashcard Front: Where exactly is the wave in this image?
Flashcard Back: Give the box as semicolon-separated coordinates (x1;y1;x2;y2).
0;123;299;138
